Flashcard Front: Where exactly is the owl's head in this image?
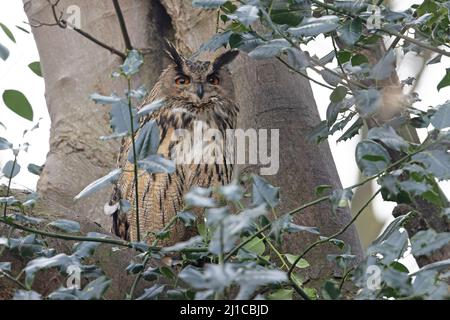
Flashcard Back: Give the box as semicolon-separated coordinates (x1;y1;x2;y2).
157;42;239;105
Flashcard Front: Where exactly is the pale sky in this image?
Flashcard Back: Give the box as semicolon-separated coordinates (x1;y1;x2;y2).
1;1;449;270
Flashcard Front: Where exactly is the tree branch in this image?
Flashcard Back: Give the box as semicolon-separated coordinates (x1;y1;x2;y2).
112;0;133;51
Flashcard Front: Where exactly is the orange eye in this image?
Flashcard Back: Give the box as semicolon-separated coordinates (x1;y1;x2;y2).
175;76;190;85
208;75;220;85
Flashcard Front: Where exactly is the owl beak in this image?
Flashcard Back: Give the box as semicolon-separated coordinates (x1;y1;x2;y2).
196;84;204;99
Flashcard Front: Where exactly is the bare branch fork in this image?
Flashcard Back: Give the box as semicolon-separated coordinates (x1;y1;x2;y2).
29;0;126;59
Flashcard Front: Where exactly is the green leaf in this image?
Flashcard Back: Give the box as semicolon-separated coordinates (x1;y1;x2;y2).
197;31;233;53
336;117;363;142
177;211;197;227
192;0;226;8
227;5;259;26
267;288;293;300
28;62;42;77
121;50;144;77
136;284;165;300
242;236;266;256
24;254;76;289
109;99;138;135
27;163;43;176
437;68;450;91
0;23;16;43
337;51;351;64
411;229;450;257
370;50;396;81
90;93;121;105
252;175;280;209
351;53;369;66
74;168;122;200
430;101;450;129
285;254;310;269
355;89;381;118
128;120;160;162
0;137;12;150
367;126;409;152
0;43;9;60
321;280;340;300
356;140;391;176
315;184;332;196
48;219;81;234
330;86;348;103
288;15;339;37
338;18;362;46
16;25;30;34
248;39;290;60
330;188;353;212
138;155;175;174
412;150;450;180
2;160;20;179
2;90;34;121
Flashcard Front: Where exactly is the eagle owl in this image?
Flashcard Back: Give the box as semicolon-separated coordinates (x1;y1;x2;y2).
110;44;239;244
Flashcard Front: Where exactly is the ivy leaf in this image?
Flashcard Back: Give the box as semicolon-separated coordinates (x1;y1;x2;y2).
128;120;160;162
248;39;290;59
28;62;42;77
138;155;175;174
338;18;362;46
110;99;138;135
330;86;348;103
2;90;34;121
121;50;144;77
370;50;396;81
27;163;43;176
162;236;203;253
330;188;353;212
412;150;450;180
0;262;11;272
242;236;266;256
0;43;9;60
227;5;259;26
2;160;20;179
13;290;42;300
48;219;81;234
0;23;15;43
267;288;293;300
356;140;391;176
137;99;165;117
411;229;450;257
24;254;77;289
74;168;122;200
285;254;310;269
372;213;411;245
219;182;243;202
437;68;450;91
288;15;339;37
177;211;196;227
355;89;381;118
367;126;409;152
184;187;216;208
90;93;121;105
0;137;12;150
197;31;233;53
73;232;108;259
285;47;310;70
430;101;450;129
336;117;363;142
192;0;226;9
136;284;165;300
252;175;280;209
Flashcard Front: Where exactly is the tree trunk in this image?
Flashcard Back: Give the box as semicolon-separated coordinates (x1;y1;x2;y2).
20;0;363;295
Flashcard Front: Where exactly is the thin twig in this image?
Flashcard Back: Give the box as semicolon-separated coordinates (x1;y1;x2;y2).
287;189;381;278
0;270;27;290
29;0;126;59
127;78;141;242
3;156;17;218
112;0;133;51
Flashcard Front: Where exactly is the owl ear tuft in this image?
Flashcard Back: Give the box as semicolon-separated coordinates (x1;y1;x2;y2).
213;50;239;71
165;41;185;72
